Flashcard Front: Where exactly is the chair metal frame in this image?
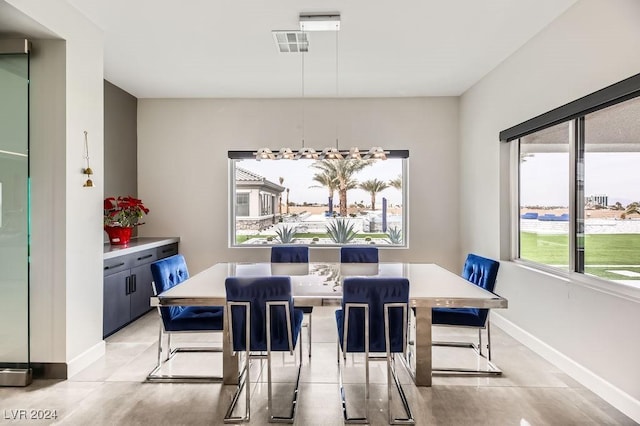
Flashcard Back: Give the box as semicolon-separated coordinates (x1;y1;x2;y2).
224;300;303;424
416;253;502;377
431;317;501;376
271;246;313;359
304;310;312;357
146;281;224;383
337;302;414;425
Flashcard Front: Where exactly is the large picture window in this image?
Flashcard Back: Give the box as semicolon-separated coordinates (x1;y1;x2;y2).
229;153;408;247
506;74;640;290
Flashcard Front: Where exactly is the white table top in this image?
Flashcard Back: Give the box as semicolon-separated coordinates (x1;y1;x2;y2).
153;262;507;309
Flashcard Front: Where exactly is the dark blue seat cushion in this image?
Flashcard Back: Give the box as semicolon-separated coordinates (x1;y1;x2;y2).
165;306;224;331
431;253;499;328
150;254;224;332
271;246;309;263
226;276;303;352
340;246;379;263
336;277;409;353
432;307;486;327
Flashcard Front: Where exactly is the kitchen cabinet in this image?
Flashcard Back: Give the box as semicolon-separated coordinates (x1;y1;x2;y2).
103;239;179;337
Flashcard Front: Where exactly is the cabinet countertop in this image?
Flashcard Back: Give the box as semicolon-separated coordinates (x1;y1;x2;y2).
104;237;180;260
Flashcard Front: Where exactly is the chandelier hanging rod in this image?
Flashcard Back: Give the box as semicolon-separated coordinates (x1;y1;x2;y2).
255;11;390;161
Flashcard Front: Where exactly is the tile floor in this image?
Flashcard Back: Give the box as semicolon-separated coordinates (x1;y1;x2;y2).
0;307;635;425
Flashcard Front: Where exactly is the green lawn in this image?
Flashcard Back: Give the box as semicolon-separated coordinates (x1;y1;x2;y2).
520;232;640;279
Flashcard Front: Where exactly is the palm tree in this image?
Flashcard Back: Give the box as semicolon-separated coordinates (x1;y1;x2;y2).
311;159;372;216
359;178;389;210
310;172;338;212
389;174;402;190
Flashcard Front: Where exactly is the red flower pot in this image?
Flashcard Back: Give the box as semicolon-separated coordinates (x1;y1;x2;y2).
105;226;133;245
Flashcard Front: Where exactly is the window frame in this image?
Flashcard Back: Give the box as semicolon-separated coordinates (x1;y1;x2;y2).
503;73;640;299
227;151;410;248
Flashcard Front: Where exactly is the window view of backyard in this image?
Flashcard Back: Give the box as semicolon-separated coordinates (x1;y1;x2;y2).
230;157;406;247
518;96;640;288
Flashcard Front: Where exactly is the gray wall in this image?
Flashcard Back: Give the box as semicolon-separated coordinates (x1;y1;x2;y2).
460;0;640;421
104;80;137;198
137;97;461;275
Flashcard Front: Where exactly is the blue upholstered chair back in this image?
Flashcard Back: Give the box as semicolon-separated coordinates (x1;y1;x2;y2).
462;253;500;293
225;276;302;352
337;277;409;353
271;245;309;263
432;253;500;327
340;246;379;263
150;254;190;329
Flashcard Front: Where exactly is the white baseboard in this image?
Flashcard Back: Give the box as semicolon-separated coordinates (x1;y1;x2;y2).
66;340;105;378
492;313;640;424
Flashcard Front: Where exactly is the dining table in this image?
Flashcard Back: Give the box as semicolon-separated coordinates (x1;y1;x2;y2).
150;261;508;387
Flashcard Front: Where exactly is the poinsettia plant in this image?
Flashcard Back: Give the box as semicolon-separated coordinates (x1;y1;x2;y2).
104;196;149;228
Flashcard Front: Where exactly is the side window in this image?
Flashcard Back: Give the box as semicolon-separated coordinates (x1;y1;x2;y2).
582;97;640;282
519;122;571;270
513;88;640;290
236;193;249;217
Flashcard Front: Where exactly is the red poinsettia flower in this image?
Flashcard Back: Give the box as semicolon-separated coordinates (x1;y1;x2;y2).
104;195;150;228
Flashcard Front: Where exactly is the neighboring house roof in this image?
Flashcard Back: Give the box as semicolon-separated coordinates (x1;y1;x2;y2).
236;167;285;193
236;167;264;182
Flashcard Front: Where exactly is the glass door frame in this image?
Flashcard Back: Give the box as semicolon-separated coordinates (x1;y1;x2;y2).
0;38;32;387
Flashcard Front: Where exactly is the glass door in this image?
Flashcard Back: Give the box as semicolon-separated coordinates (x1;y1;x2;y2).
0;40;31;386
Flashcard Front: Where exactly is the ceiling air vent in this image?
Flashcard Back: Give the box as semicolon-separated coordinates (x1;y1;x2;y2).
272;31;308;53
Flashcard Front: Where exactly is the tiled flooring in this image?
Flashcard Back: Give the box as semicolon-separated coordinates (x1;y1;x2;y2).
0;307;635;425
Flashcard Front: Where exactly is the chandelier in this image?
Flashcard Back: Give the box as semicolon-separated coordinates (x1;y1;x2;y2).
255;13;388;161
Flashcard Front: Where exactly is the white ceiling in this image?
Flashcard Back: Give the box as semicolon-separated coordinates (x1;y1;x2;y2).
5;0;578;98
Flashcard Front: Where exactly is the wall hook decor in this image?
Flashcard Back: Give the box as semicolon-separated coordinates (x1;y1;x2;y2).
82;130;94;187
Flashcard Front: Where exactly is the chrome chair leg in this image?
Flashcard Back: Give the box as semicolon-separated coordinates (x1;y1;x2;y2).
146;317;224;383
487;320;492;361
387;354;415;425
266;301;301;424
384;305;414;425
156;323;163;367
432;322;502;376
338;352;369;424
226;300;302;424
166;333;172;361
225;301;252;424
224;350;251;423
307;313;312;357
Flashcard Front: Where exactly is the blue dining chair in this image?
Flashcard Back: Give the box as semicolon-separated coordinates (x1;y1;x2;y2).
335;277;414;425
340;246;379;263
271;245;309;263
432;253;501;375
271;245;313;357
147;254;224;382
224;276;304;423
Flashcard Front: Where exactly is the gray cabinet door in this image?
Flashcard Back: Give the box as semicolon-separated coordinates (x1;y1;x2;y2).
129;263;154;320
103;270;131;337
